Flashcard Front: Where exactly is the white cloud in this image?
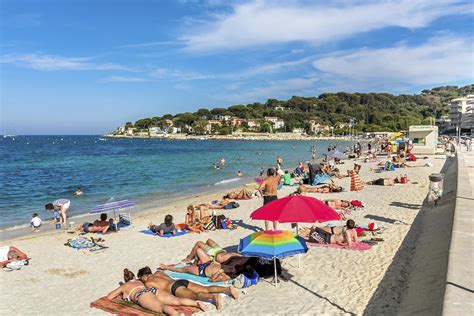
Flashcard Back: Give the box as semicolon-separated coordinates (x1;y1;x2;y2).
312;35;474;86
223;76;318;102
100;76;147;83
1;53;131;71
150;68;212;80
181;0;473;51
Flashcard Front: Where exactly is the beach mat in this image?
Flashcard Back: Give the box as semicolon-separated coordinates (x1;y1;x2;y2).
90;296;198;316
139;230;189;238
161;263;233;286
306;242;373;251
64;236;107;252
163;270;232;287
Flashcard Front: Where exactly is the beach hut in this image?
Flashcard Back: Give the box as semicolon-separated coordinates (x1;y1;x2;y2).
408;125;438;155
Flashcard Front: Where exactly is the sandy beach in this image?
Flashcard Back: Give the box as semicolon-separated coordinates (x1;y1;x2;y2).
0;154;453;315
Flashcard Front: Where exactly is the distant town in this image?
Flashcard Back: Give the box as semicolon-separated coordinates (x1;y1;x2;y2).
108;86;474;139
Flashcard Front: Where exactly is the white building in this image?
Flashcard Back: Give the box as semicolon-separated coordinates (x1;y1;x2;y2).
265;116;285;130
247;120;261;130
448;95;474;130
408;125;438;155
117;126;126;134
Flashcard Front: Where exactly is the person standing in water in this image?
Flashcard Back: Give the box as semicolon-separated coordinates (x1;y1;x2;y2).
258;168;280;231
220;157;225;166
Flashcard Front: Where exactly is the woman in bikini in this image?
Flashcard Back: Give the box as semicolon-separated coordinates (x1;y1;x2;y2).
137;266;239;310
184;205;204;233
302;219;359;247
298;183;343;194
323;199;352;210
117;269;210;313
182;239;243;265
107;275;178;315
160;259;231;282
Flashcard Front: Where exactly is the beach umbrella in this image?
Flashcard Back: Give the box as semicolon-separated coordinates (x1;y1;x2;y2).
250;195;340;223
328;150;345;160
238;230;308;286
89;200;135;218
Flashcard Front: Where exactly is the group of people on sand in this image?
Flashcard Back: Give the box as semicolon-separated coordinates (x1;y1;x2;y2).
107;237;287;314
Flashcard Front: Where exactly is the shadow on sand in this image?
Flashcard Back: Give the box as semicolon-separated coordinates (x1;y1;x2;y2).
288;279;356;315
363;158;456;315
389;201;422;210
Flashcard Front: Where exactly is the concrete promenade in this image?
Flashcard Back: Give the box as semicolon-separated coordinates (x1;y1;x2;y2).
443;146;474;315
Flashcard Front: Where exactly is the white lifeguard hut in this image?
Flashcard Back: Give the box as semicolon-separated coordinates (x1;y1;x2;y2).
408;125;438;155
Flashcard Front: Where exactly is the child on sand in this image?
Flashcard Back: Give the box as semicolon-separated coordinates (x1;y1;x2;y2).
30;213;42;231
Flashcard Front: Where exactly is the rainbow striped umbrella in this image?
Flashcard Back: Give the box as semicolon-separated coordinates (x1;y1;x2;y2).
238;230;308;286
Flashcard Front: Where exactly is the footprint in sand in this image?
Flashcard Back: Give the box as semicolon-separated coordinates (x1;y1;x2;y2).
46;268;89;278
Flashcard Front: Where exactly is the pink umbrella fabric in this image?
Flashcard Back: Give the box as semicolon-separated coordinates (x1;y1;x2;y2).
250;196;340;223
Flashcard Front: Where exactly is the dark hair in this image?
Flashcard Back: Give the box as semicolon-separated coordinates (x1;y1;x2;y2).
346;219;356;229
137;266;152;279
124;268;135;282
164;214;173;226
267;168;275;176
100;213;108;221
45;203;54;210
33;213;38;217
332;186;343;193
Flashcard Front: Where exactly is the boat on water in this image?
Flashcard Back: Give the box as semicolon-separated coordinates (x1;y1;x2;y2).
98;138;107;141
3;132;16;139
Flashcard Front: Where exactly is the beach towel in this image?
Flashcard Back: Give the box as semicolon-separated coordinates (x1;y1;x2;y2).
312;174;331;185
90;296;199;316
163;270;232;287
64;236;107;252
162;263;233;286
139;230;189;238
306;241;373;251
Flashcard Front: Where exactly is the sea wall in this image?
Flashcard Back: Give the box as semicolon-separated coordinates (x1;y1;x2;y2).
442;151;474;314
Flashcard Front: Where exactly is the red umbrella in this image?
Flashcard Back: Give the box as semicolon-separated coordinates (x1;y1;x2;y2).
250;195;340;223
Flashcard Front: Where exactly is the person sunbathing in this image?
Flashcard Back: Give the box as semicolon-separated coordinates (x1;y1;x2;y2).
149;215;176;236
184;205;204;233
223;187;252;200
303;219;359;247
137;266;239;309
76;213;110;234
366;177;401;186
323;199;351;210
160;260;231;282
182;239;243;264
107;275;178;315
298;183;343;194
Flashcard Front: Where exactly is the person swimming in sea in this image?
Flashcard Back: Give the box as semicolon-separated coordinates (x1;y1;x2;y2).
74;187;84;195
237;170;242;177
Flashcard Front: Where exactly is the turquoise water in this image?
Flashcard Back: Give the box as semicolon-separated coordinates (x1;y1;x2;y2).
0;136;355;229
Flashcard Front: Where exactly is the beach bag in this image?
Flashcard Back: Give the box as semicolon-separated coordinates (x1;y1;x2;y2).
3;260;25;271
204;220;216;231
400;175;409;184
213;215;226;229
119;213;131;226
234;271;259;289
223;202;239;210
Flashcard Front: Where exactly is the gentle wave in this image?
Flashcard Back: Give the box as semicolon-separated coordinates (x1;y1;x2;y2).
214;178;241;185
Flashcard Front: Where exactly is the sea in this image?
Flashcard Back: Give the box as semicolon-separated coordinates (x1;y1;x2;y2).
0;135;356;231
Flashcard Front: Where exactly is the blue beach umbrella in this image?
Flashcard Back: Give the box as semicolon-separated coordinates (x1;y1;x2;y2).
89;200;135;219
238;230;308;286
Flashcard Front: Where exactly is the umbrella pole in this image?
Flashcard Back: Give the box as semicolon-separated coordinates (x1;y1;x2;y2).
274;257;278;287
294;223;301;269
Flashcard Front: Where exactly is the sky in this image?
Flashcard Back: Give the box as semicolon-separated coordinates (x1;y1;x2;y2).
1;0;473;135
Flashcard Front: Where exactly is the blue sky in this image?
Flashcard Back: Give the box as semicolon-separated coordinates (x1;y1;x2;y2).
1;0;473;134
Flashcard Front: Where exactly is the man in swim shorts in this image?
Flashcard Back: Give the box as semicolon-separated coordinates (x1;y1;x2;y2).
259;168;280;230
